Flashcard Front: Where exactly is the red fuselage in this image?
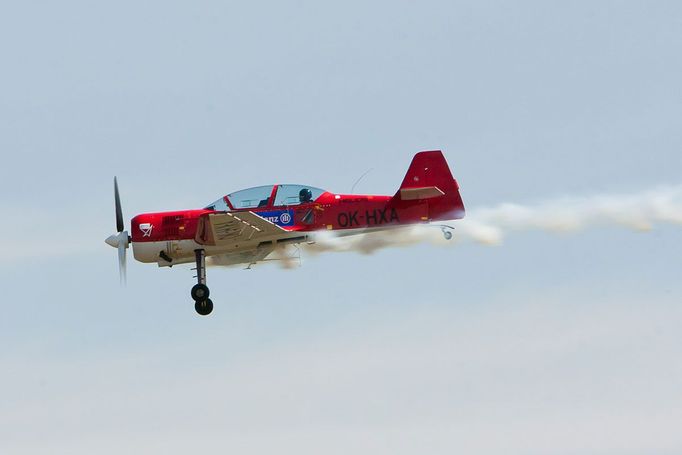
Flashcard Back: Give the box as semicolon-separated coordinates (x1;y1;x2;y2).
131;191;463;245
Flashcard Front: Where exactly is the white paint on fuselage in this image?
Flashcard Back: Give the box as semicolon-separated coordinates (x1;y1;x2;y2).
133;240;213;266
131;224;428;267
132;234;309;267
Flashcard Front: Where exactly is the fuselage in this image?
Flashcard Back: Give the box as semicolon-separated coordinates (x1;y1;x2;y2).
131;190;463;266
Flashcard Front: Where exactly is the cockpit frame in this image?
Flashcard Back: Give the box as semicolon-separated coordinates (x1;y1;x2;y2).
205;184;327;212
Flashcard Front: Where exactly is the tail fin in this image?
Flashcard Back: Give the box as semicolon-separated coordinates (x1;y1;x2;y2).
395;150;465;220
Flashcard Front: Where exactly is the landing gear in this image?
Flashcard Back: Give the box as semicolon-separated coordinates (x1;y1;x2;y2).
195;298;214;316
191;283;210;301
191;249;213;315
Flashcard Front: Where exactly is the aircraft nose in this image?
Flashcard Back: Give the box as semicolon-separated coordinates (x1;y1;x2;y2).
105;234;119;248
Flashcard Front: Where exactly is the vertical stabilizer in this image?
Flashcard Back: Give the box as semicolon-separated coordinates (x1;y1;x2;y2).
395;150;465;220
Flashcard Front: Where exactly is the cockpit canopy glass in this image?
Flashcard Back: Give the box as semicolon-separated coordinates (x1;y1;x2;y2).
204;184;326;211
227;185;275;209
274;184;325;206
204;197;229;211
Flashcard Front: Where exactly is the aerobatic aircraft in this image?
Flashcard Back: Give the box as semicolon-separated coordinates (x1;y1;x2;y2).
105;150;465;315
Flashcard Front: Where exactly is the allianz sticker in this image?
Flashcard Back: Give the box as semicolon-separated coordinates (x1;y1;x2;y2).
257;209;295;227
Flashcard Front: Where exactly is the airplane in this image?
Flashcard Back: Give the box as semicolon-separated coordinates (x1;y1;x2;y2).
105;150;465;315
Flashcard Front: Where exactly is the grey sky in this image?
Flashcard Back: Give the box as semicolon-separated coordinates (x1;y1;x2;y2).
1;1;681;454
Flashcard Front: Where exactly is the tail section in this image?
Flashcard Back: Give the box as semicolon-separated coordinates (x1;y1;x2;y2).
395;150;465;220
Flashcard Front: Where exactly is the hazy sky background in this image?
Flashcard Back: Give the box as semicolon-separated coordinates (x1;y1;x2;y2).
1;1;681;454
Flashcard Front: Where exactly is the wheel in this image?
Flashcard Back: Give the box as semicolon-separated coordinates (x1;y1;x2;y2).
443;230;453;240
195;298;213;316
191;283;210;301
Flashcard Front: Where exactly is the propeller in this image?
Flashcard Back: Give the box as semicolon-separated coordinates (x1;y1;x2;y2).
105;177;129;284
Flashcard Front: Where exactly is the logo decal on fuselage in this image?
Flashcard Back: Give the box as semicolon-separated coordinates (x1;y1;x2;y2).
139;223;154;237
257;209;295;227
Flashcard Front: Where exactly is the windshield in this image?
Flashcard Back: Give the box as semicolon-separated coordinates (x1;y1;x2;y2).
204;185;275;211
204;196;229;211
227;185;275;209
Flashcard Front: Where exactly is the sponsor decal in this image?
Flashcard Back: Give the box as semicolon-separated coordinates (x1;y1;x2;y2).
257;209;295;227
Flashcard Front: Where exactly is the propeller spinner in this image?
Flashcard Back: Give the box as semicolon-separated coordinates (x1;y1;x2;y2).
105;177;130;284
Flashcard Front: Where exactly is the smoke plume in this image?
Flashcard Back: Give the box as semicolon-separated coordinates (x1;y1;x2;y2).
303;185;682;255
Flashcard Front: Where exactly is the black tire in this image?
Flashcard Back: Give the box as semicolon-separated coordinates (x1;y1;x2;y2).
191;283;210;301
195;298;213;316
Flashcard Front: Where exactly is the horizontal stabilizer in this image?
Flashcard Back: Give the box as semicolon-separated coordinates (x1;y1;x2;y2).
400;186;445;201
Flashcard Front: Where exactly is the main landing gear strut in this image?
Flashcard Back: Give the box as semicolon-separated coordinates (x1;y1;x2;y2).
191;249;213;316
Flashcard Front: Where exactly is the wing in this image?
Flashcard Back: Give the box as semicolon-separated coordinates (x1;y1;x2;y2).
208;245;276;267
195;211;306;248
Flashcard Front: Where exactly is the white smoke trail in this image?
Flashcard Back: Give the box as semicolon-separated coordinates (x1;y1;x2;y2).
304;226;447;255
303;185;682;255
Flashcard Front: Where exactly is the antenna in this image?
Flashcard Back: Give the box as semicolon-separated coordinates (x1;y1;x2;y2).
350;168;373;194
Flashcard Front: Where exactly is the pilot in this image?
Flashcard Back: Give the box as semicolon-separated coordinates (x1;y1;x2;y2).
299;188;313;203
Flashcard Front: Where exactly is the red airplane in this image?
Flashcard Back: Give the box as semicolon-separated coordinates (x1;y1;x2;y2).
105;150;465;315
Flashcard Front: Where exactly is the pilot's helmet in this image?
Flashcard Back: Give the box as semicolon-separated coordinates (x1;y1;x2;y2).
299;188;313;202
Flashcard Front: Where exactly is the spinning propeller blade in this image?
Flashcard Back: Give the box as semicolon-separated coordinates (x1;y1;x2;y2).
106;177;129;285
115;176;124;233
118;238;127;285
